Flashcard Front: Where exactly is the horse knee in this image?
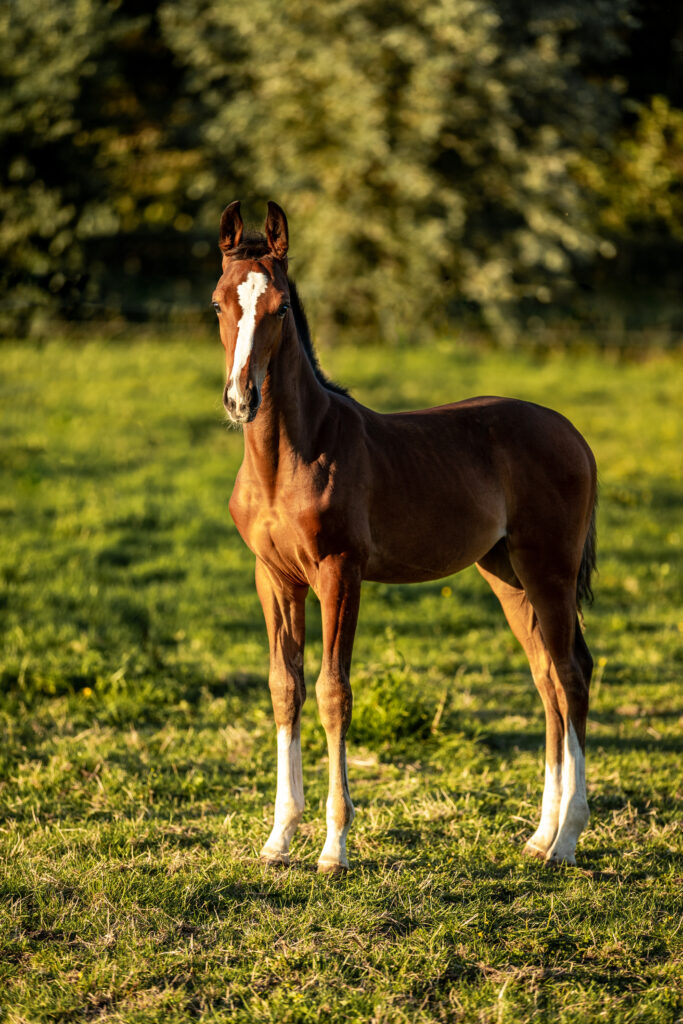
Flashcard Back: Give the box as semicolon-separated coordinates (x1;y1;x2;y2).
316;671;352;735
269;664;305;728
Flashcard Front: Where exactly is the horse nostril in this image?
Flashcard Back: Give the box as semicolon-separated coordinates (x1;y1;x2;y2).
223;382;236;414
223;381;259;420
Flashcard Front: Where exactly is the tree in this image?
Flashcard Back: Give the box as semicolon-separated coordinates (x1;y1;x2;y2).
8;0;678;341
162;0;636;339
0;0;112;333
0;0;210;335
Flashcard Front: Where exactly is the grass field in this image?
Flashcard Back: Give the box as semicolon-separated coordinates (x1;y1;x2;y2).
1;336;681;1023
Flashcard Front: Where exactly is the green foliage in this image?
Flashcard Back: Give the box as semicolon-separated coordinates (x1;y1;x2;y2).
351;659;435;745
1;336;682;1021
0;0;111;333
163;0;636;337
0;0;211;334
6;0;681;340
580;96;683;241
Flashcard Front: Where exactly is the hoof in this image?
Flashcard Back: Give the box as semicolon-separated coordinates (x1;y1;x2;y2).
260;852;290;868
317;859;348;876
545;849;576;868
523;841;549;861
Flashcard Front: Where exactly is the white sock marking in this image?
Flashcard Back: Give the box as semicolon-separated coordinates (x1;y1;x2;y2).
228;271;268;400
527;760;562;853
318;793;355;869
547;720;589;864
261;725;304;862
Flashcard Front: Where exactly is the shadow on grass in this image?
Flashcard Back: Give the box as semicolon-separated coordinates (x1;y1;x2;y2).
165;877;313;914
459;723;682;755
590;706;683;723
415;961;658;996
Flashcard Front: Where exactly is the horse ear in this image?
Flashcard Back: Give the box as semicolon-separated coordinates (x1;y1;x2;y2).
265;201;289;260
219;200;243;254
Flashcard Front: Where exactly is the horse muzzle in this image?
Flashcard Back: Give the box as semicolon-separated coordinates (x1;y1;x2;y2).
223;380;261;423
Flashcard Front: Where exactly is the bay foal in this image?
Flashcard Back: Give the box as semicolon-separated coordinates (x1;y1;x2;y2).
212;200;597;874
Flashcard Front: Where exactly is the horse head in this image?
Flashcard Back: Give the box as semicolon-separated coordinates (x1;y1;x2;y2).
212;200;291;423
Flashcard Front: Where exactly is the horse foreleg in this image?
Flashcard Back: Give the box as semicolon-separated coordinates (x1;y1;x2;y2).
255;560;308;866
315;558;361;874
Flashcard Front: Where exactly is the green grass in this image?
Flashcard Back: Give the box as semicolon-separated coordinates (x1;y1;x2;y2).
1;337;681;1023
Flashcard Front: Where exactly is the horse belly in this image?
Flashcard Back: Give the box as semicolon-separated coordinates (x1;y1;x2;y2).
364;480;506;584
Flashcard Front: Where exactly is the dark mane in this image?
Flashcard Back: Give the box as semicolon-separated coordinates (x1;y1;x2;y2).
288;279;348;397
222;229;348;397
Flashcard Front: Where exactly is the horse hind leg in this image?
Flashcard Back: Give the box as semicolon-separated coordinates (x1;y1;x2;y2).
506;547;593;866
477;546;563;859
539;604;592;865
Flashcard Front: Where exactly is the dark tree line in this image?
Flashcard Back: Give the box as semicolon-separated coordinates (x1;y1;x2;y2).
1;0;681;340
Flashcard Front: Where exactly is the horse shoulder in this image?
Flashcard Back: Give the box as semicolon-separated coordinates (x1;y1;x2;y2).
227;465;252;535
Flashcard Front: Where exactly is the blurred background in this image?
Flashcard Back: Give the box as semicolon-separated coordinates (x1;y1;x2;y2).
1;0;682;346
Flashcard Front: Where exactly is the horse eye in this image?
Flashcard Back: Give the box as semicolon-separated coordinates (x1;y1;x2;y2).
212;302;221;314
278;303;290;318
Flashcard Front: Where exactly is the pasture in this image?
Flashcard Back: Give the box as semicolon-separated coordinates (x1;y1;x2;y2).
1;336;681;1023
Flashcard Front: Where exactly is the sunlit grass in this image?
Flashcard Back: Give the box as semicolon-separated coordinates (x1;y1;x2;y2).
1;338;681;1023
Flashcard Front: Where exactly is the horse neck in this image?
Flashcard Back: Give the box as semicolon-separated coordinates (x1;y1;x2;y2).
242;315;331;479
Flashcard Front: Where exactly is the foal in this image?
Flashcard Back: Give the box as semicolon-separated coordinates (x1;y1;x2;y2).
212;200;597;874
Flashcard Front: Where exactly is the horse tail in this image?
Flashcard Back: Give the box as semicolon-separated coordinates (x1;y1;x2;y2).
576;495;598;615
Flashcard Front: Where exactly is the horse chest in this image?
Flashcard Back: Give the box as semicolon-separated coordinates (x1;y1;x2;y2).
229;475;334;580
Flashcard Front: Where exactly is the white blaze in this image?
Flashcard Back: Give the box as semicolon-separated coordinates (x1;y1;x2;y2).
228;271;268;400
